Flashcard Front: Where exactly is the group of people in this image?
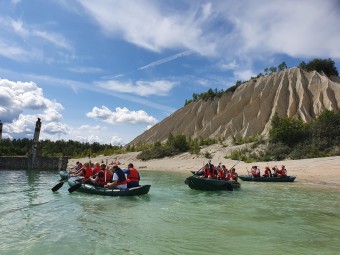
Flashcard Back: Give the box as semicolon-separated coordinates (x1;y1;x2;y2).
250;165;287;178
70;160;140;190
198;161;239;182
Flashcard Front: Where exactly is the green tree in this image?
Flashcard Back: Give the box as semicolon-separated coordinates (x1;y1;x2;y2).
298;58;339;77
278;61;287;71
269;113;307;146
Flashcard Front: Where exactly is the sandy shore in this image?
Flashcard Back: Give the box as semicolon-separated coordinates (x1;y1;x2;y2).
68;144;340;189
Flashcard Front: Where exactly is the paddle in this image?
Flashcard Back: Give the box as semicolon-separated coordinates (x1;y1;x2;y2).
229;159;241;171
68;182;82;193
51;181;64;192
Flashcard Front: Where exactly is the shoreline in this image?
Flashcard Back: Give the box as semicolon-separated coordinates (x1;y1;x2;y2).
68;144;340;189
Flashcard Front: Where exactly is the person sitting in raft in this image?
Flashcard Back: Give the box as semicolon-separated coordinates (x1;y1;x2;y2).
69;161;82;174
226;168;238;181
271;166;278;177
251;166;261;177
217;165;228;180
104;165;127;190
92;162;101;176
89;164;111;187
123;163;140;188
73;162;93;183
202;163;216;179
277;165;287;177
263;167;272;177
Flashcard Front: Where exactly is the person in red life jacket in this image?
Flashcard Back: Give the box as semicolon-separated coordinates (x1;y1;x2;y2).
124;163;140;188
73;162;93;183
104;165;127;190
277;165;287;177
263;167;272;177
202;163;216;179
92;162;101;176
89;164;111;187
226;168;238;181
251;166;261;177
217;165;228;180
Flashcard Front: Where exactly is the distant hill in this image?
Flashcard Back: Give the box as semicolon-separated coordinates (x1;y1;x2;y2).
129;67;340;145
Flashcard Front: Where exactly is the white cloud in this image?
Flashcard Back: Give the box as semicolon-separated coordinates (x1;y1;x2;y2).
42;121;69;135
110;135;123;146
138;50;193;70
77;0;340;64
96;79;176;97
87;106;158;125
67;66;103;74
0;39;29;60
67;125;121;144
0;78;64;122
77;0;217;56
0;78;66;139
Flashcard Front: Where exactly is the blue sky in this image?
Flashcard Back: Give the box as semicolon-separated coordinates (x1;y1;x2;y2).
1;0;340;145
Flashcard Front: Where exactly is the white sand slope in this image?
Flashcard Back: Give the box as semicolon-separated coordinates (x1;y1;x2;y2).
130;68;340;145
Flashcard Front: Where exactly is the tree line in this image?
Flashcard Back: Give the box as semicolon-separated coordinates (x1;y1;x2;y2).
0;139;124;158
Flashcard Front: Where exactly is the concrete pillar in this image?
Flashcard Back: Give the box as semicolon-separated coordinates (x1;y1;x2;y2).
29;118;42;169
0;120;2;142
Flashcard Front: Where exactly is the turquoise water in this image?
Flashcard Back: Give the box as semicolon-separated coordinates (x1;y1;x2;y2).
0;170;339;255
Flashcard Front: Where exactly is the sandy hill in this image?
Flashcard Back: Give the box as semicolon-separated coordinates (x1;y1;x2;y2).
130;67;340;145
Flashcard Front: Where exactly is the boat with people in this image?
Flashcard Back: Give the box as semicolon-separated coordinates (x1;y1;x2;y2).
238;175;296;182
67;177;151;196
185;175;236;191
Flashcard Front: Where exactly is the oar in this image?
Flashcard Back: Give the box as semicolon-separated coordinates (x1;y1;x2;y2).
229;159;241;171
68;182;82;193
51;181;64;192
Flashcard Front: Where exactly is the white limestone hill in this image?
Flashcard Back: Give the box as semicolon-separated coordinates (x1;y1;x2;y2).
129;67;340;145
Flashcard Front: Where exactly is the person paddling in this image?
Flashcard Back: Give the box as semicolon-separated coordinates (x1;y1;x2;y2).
89;164;111;187
104;165;127;190
226;168;238;181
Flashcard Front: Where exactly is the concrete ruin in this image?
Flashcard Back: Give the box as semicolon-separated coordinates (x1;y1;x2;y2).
0;118;68;171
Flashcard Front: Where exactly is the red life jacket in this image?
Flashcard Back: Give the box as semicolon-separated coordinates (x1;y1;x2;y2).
217;169;227;179
203;166;215;178
227;172;238;181
83;167;93;179
127;167;140;183
93;166;101;175
97;170;111;186
264;169;272;177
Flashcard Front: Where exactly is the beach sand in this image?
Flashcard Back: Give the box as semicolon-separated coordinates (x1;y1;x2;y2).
68;144;340;189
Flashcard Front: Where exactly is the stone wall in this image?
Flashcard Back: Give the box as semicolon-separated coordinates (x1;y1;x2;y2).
0;156;68;171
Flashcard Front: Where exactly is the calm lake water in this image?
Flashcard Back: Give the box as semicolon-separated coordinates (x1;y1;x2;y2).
0;170;339;255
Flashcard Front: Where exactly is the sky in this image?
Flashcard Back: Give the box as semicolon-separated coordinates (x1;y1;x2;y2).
1;0;340;145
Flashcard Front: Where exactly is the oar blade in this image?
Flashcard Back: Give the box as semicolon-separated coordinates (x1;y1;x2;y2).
68;183;82;193
51;182;64;192
226;182;234;191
